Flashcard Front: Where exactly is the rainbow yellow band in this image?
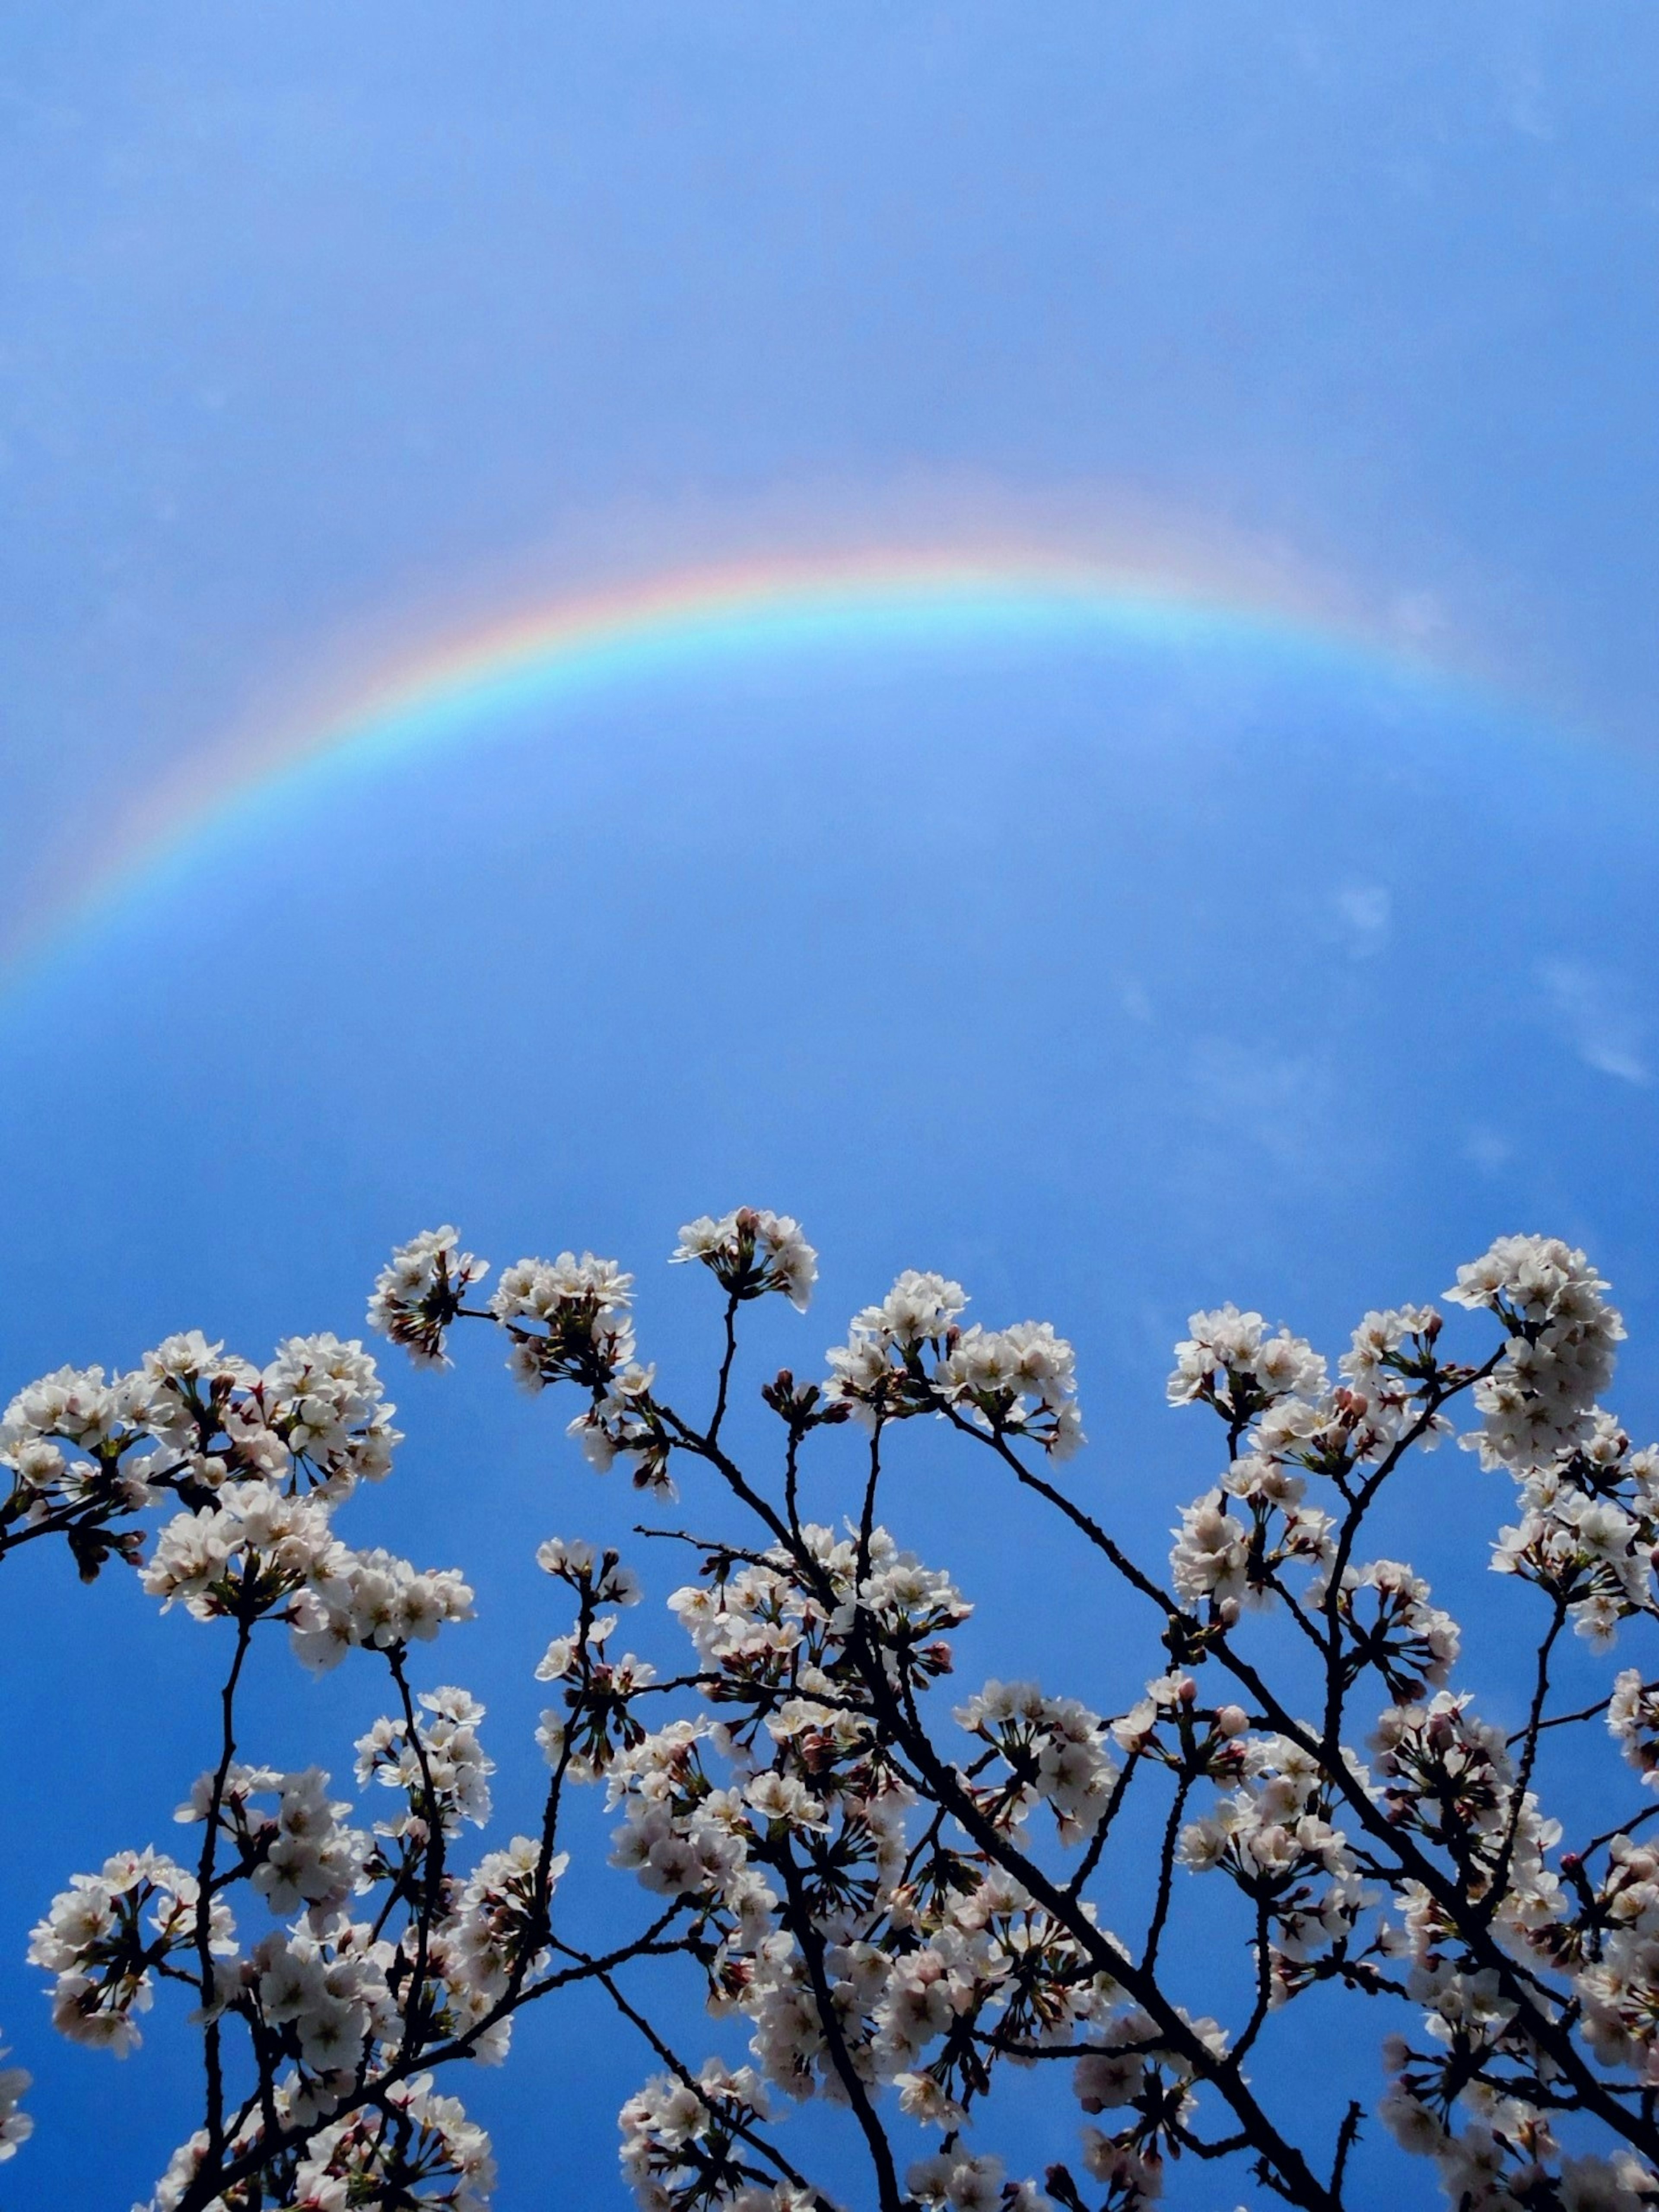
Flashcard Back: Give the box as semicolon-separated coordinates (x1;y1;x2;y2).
6;548;1457;990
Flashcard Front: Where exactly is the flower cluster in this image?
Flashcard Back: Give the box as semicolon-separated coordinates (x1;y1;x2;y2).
288;2079;497;2212
42;1697;546;2201
175;1762;368;1917
619;2061;811;2212
1160;1307;1464;1626
18;1211;1659;2212
488;1250;636;1386
1065;2007;1232;2209
1381;2007;1659;2212
243;1917;401;2077
1448;1233;1626;1471
1174;1301;1454;1475
1317;1557;1462;1701
130;1329;403;1502
147;2073;497;2212
29;1848;221;2056
442;1834;565;2016
0;2035;29;2163
1357;1684;1659;2205
1490;1412;1659;1647
1372;1693;1561;1924
0;1367;156;1584
356;1687;496;1839
367;1226;490;1368
1168;1481;1335;1615
530;1534;654;1780
537;1532;644;1611
672;1209;819;1312
825;1272;1083;1459
141;1477;338;1619
0;1330;400;1584
482;1249;680;1493
1179;1734;1367;2002
1610;1670;1659;1789
291;1546;476;1673
953;1680;1119;1845
141;1475;472;1670
907;2145;1046;2209
1168;1303;1328;1420
577;1517;1146;2180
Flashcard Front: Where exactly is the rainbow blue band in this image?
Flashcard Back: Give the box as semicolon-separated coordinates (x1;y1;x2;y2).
4;560;1494;994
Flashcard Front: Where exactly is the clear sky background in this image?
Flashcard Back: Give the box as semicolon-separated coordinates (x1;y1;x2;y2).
4;7;1659;2209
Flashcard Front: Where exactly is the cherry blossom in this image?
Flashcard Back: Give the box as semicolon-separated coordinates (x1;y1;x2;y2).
674;1208;820;1312
0;2036;29;2162
7;1213;1659;2212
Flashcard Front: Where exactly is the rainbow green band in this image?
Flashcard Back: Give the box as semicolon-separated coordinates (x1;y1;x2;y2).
6;553;1487;992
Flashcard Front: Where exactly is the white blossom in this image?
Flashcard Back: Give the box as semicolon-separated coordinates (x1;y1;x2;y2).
672;1208;818;1311
1609;1670;1659;1788
368;1227;489;1368
0;2037;30;2163
1449;1234;1624;1470
288;1546;474;1673
20;1212;1659;2212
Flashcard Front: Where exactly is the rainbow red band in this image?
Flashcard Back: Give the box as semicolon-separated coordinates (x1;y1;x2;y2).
5;549;1465;990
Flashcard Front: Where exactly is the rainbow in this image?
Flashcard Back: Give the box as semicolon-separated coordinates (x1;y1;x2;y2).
5;544;1460;988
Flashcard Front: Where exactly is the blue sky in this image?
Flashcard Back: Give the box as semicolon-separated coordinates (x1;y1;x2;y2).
4;8;1659;2208
9;0;1659;940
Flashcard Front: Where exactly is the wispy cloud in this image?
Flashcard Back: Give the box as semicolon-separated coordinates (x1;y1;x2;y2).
1334;884;1392;960
1188;1039;1334;1170
1538;960;1649;1086
1464;1126;1514;1175
1497;56;1556;143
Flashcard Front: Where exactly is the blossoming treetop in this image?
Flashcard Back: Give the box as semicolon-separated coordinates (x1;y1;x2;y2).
3;1208;1658;2212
